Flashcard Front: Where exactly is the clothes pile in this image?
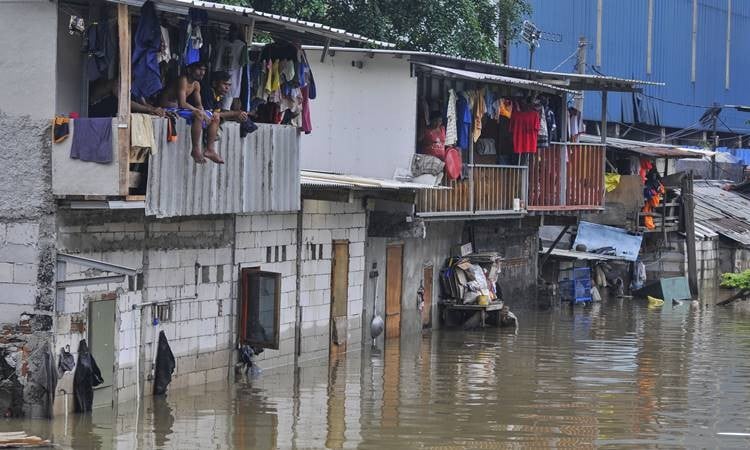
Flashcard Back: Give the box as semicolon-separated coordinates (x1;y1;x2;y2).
439;252;503;304
640;160;664;230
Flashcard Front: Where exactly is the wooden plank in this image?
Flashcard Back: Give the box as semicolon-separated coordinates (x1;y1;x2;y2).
422;265;433;328
117;4;131;196
330;240;349;355
385;244;403;339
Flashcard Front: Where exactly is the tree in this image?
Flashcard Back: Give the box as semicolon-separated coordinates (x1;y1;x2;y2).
219;0;531;62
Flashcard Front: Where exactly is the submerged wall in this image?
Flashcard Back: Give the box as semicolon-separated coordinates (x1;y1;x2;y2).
0;0;59;418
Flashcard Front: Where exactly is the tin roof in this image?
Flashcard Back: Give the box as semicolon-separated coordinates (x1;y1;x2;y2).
578;135;704;159
110;0;394;47
301;170;446;190
303;46;662;92
412;62;579;95
693;181;750;247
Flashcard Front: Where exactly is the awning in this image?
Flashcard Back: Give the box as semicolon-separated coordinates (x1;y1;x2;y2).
693;181;750;247
539;247;628;261
412;62;579;95
109;0;394;47
301;170;447;190
578;134;705;159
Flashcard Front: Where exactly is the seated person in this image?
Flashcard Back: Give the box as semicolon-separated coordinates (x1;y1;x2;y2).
204;71;257;138
89;77;166;118
420;111;446;159
159;61;222;164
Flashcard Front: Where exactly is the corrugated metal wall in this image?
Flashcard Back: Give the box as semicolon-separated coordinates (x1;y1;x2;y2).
146;120;300;218
511;0;750;132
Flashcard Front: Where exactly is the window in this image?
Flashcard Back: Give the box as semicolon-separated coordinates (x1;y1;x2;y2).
152;303;172;323
239;268;281;349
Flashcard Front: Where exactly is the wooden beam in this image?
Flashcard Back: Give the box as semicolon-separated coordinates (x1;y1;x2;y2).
117;4;131;196
682;172;699;296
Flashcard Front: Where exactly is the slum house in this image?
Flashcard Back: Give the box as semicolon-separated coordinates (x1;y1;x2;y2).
691;180;750;290
541;135;707;296
297;45;656;337
0;0;392;417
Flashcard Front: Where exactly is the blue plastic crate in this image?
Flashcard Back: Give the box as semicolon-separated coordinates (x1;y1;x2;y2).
560;279;592;304
559;267;591;281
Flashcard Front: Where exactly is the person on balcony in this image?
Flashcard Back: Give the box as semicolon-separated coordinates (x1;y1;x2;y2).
159;61;223;164
420;111;446;159
203;71;257;138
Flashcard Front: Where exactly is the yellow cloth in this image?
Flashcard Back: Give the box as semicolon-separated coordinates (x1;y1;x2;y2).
472;89;485;143
270;60;281;92
605;173;621;192
499;98;512;119
130;113;156;162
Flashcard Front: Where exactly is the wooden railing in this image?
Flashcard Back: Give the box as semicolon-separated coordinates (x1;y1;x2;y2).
416;165;528;216
528;143;605;211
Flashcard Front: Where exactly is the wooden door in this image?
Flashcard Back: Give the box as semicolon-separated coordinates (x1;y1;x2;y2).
422;265;433;328
385;244;404;339
330;240;349;356
89;298;116;408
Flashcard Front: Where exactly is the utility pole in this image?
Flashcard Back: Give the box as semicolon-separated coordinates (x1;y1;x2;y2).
574;37;587;114
711;106;718;179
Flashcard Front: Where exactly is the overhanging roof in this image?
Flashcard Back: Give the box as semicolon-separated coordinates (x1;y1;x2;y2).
412;62;579;95
302;46;661;92
693;181;750;247
578;134;704;159
301;170;445;191
109;0;394;47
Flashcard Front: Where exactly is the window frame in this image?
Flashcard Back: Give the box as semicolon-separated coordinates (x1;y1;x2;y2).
239;267;281;350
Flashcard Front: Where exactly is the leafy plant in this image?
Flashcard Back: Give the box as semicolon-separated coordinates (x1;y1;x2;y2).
218;0;532;62
720;270;750;290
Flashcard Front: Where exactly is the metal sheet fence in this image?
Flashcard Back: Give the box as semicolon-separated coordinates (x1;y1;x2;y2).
528;143;605;210
146;119;300;218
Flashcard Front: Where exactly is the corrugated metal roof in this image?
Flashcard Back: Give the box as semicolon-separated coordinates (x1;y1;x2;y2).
303;46;660;92
412;62;579;95
578;134;704;158
146;120;300;218
300;170;446;190
693;181;750;246
110;0;394;47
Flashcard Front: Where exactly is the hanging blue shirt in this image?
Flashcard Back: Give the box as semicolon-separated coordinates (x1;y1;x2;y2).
456;92;472;151
131;1;162;100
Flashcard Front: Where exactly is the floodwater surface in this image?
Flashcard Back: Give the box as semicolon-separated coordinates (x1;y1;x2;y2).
5;298;750;449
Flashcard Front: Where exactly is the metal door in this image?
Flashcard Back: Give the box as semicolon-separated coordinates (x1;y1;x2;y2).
89;298;116;408
385;244;404;339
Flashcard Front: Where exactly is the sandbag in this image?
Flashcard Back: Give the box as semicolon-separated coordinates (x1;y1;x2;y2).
153;331;175;396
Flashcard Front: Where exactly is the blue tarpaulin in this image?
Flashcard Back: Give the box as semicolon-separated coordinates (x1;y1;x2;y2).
573;221;643;262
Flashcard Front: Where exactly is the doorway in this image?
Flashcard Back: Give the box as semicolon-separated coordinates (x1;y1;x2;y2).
385;243;404;339
330;240;350;357
422;265;433;329
88;297;116;408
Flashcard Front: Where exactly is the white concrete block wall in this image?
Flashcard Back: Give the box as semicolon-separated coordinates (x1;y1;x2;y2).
299;200;367;360
0;222;44;320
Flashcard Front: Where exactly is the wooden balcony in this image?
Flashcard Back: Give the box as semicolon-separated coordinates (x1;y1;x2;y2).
528;143;606;212
416;165;528;217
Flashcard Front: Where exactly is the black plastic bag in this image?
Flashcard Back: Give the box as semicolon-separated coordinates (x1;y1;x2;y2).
58;345;75;375
73;339;103;413
153;331;175;396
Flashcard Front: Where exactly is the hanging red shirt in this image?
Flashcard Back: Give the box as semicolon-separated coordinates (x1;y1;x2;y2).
509;110;541;154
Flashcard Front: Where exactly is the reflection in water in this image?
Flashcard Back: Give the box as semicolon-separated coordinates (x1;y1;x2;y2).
5;299;750;448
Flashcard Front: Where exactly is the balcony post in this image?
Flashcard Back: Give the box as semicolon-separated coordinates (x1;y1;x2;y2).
469;127;475;213
600;90;608;205
559;93;568;206
117;4;132;195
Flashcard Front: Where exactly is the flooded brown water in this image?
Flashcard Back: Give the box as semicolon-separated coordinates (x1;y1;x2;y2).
5;298;750;449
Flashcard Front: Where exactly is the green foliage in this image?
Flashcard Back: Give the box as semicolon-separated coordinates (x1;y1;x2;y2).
218;0;532;62
721;270;750;290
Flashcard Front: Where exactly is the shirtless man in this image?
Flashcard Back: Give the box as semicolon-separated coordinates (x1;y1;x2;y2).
159;61;223;164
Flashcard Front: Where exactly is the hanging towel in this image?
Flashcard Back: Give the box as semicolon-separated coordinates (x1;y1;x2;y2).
153;331;176;396
130;113;156;162
445;89;458;146
70;118;113;163
472;89;486;143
